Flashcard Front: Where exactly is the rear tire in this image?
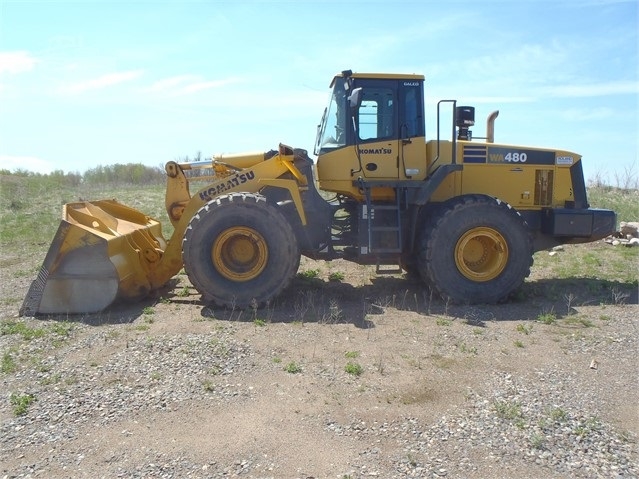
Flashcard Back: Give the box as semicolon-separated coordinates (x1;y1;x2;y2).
418;195;532;304
182;193;300;308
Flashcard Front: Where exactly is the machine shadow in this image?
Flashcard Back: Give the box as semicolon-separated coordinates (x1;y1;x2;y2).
31;276;636;328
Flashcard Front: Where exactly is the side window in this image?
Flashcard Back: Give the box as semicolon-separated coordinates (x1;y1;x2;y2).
358;88;395;141
404;88;418;137
401;85;424;138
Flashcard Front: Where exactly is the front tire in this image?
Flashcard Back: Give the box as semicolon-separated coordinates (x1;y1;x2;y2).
418;195;533;304
182;193;300;308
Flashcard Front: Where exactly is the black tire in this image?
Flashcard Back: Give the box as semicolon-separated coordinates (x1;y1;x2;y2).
402;204;442;279
418;195;533;304
182;193;300;308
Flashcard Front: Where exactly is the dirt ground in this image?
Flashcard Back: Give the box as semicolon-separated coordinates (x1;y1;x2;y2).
1;253;638;478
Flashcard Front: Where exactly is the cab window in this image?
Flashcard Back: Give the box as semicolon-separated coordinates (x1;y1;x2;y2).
358;88;395;141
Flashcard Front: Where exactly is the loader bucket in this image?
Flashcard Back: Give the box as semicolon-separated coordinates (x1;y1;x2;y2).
20;200;167;316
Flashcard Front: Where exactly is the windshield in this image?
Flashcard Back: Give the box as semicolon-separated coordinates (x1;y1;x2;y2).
314;78;348;155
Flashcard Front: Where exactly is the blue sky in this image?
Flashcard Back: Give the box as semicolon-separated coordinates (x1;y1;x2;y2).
0;0;637;184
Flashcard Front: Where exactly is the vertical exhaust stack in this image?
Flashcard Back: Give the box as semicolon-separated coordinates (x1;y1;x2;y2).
486;110;499;143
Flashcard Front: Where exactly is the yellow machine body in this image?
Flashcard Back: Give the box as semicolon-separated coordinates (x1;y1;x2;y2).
21;70;617;315
21;146;310;315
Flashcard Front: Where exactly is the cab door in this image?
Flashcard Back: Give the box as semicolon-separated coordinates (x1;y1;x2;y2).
356;81;400;179
398;80;427;180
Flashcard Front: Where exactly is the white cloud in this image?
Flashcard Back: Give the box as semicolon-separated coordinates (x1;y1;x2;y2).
147;75;200;92
0;155;54;173
59;70;143;94
0;51;37;74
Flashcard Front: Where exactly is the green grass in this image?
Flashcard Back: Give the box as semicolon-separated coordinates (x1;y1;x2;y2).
1;352;17;373
284;361;302;374
493;400;523;421
0;320;74;347
587;184;639;223
10;392;36;416
328;271;345;282
344;362;363;376
537;312;557;325
516;324;533;335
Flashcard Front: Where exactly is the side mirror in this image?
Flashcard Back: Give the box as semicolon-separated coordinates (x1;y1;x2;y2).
348;87;363;110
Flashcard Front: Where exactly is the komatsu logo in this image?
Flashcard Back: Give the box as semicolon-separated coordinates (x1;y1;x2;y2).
359;148;392;155
199;170;255;201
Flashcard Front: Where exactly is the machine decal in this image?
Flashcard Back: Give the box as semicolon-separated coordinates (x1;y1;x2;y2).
463;145;487;163
198;170;255;201
556;156;574;165
359;148;392;155
487;147;554;165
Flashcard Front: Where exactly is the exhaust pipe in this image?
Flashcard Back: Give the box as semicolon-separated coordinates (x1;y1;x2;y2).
486;110;499;143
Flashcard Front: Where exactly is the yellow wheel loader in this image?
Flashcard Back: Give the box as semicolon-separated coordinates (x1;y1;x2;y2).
20;70;617;316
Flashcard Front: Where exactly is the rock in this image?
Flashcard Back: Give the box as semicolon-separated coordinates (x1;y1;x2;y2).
620;222;639;238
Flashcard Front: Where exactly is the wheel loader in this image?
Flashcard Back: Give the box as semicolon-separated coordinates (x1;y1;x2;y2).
20;70;617;316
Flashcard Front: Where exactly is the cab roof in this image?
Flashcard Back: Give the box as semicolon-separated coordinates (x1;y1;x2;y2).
331;71;425;86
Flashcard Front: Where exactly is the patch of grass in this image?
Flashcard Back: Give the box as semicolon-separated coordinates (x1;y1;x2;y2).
0;320;46;340
39;373;61;386
514;340;525;348
563;316;596;328
549;407;568;422
494;400;523;421
284;361;302;374
537;312;556;325
587;182;639;222
142;306;155;315
50;321;73;337
297;269;320;280
516;324;533;335
344;351;359;359
10;393;36;416
202;379;216;392
328;271;345;282
436;317;452;326
458;342;477;355
176;286;190;297
1;352;17;374
253;319;266;327
344;362;363;376
530;432;545;450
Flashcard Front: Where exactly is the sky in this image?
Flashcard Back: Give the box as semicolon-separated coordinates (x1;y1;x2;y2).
0;0;637;184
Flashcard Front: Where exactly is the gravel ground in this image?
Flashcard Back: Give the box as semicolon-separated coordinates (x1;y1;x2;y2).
1;254;638;478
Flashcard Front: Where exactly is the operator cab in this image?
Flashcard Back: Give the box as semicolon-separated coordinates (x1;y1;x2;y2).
315;70;427;186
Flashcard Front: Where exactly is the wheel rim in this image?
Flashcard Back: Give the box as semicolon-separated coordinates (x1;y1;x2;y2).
455;227;508;282
212;227;268;281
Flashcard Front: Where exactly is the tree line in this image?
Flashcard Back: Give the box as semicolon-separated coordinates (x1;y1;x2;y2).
0;153;211;186
1;162;175;186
